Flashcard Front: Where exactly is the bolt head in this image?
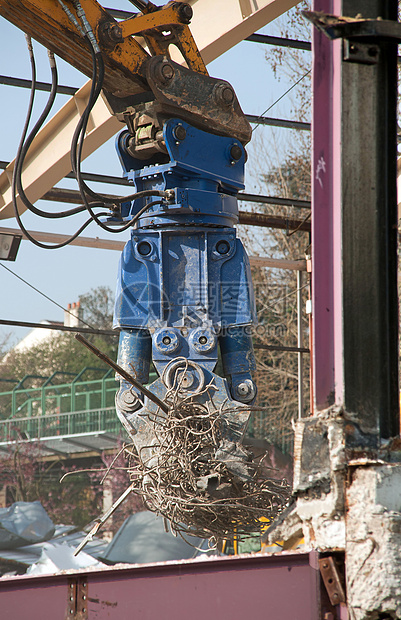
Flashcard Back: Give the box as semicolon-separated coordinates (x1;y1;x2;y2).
173;124;186;142
234;379;256;403
237;382;251;396
230;144;242;161
100;20;123;46
122;391;136;405
190;328;216;354
110;24;122;41
161;63;174;80
221;87;234;104
178;371;194;388
216;240;230;255
117;389;141;413
214;83;235;106
155;329;180;353
177;2;193;23
137;241;152;256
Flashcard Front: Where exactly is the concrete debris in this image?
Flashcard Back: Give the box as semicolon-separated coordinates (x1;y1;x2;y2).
0;522;107;576
346;465;401;620
264;408;401;620
261;502;305;551
0;502;108;577
0;505;214;577
266;415;347;551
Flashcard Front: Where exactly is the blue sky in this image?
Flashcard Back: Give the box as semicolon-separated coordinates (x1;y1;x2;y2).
0;1;310;348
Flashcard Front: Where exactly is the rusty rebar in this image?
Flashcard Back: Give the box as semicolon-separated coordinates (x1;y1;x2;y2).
75;333;169;413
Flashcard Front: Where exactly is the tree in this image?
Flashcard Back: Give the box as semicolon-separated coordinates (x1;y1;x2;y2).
0;439;101;526
264;1;312;122
0;437;144;531
0;285;119;396
78;286;117;347
0;332;12;359
90;445;145;533
78;286;115;330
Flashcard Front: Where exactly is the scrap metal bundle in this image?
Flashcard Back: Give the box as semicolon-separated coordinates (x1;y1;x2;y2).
125;372;291;543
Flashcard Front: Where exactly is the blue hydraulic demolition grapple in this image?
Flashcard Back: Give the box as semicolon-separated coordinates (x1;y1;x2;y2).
113;115;258;481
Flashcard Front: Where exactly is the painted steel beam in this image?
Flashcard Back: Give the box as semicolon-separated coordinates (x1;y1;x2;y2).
0;82;120;220
0;225;125;251
0;0;297;221
0;552;324;620
311;0;341;411
0;159;312;205
246;32;311;50
188;0;299;64
246;113;311;131
247;256;307;270
340;0;399;440
0;226;307;270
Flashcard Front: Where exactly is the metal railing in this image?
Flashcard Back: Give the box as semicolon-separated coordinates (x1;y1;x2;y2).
0;368;119;419
0;368;159;420
0;407;121;443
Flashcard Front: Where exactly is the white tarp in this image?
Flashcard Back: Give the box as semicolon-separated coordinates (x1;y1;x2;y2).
0;501;55;549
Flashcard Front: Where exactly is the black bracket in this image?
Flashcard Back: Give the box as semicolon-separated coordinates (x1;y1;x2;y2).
303;11;401;65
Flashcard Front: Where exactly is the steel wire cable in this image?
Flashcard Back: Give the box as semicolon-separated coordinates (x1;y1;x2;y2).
0;262;98;331
251;69;311;133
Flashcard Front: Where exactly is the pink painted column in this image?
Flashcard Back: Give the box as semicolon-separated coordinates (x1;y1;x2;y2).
311;0;343;411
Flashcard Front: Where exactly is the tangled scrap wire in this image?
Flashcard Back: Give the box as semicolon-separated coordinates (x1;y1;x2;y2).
126;370;291;543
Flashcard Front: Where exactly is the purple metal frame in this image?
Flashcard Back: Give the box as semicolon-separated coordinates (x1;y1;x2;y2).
312;0;343;411
0;552;324;619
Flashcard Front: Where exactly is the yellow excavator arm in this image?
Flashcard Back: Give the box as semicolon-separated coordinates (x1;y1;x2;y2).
0;0;250;143
0;0;207;97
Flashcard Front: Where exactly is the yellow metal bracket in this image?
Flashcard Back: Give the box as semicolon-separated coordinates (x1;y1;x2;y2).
119;3;208;75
